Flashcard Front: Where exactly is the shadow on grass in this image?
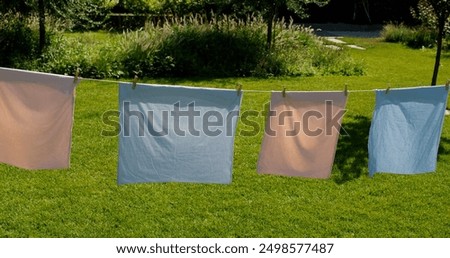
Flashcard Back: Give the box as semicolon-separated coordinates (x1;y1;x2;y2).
438;136;450;160
333;116;450;183
333;115;371;184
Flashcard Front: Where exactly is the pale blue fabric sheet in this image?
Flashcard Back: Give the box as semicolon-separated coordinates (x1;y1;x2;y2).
368;86;448;176
118;83;242;184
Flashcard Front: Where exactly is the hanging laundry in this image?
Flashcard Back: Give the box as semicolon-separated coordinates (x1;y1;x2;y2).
257;91;348;178
0;67;78;169
117;83;242;184
368;86;448;176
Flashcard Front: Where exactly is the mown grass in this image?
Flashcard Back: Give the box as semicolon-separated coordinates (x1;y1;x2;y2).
0;38;450;237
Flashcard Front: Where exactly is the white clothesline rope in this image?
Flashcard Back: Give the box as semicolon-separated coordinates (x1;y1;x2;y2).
3;67;445;93
243;89;375;93
79;77;385;93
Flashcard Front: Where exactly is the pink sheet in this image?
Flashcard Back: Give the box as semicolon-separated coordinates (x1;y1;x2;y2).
257;91;347;178
0;68;77;169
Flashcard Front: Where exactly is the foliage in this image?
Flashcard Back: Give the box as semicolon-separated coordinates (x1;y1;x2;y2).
0;0;113;32
31;15;363;78
410;0;450;84
153;0;331;49
381;24;438;49
147;15;269;77
284;0;330;17
411;0;450;33
121;15;363;77
39;32;124;78
49;0;111;31
0;0;34;15
116;0;154;13
406;26;438;48
0;14;43;67
118;27;167;77
156;0;331;18
426;0;450;21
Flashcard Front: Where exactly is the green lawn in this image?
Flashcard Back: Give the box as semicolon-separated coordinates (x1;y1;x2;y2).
1;38;450;237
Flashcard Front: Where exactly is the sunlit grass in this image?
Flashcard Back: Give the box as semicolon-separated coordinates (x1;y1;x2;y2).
0;38;449;237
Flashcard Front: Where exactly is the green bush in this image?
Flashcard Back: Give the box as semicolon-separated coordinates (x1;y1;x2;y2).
268;19;364;76
119;28;167;77
39;33;124;78
0;14;41;67
29;15;364;78
150;16;268;77
118;15;364;78
382;24;437;49
406;26;437;48
50;0;111;32
382;24;414;43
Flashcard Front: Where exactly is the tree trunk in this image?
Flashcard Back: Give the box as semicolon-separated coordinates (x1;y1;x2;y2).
266;16;273;49
362;0;371;23
431;17;445;86
266;3;278;50
38;0;45;54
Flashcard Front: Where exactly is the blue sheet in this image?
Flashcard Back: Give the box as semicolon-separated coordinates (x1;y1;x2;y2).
368;86;448;176
117;83;242;184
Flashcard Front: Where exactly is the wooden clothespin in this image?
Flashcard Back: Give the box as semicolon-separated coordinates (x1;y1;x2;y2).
385;83;391;94
344;84;348;96
446;79;450;91
132;75;138;90
236;83;242;96
282;87;286;98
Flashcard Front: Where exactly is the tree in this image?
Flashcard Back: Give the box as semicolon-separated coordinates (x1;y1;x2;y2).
239;0;330;49
353;0;371;23
159;1;330;49
1;0;46;53
428;0;450;85
38;0;45;53
417;0;450;85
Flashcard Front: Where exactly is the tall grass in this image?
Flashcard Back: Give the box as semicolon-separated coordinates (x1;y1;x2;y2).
121;15;364;78
25;15;364;78
38;32;124;79
124;15;270;77
381;24;437;49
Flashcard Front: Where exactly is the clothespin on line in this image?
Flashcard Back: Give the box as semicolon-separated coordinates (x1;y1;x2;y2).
344;84;348;96
385;83;391;94
236;83;242;96
282;87;286;98
132;75;138;90
445;79;450;91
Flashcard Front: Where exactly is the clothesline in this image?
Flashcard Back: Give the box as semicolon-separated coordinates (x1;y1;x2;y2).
1;67;445;93
243;89;375;93
79;77;381;93
0;67;447;180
